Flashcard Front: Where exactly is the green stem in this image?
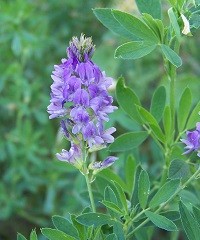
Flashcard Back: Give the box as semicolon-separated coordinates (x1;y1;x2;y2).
169;40;180;139
160;149;171;186
143;124;165;152
131;207;151;223
85;173;96;213
160;164;169;186
160;40;180;186
82;143;96;213
127;166;200;239
169;66;176;139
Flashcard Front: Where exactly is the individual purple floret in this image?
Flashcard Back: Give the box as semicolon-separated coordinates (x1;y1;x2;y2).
90;156;118;173
56;144;82;168
181;122;200;156
47;34;117;169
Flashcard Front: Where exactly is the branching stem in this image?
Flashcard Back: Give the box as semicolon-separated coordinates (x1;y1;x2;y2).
127;166;200;239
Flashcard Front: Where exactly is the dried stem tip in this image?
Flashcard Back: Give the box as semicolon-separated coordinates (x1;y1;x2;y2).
68;34;95;62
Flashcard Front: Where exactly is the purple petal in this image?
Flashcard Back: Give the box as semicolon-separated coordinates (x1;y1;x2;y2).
92;156;118;170
196;122;200;132
60;120;70;138
74;89;89;106
56;144;81;164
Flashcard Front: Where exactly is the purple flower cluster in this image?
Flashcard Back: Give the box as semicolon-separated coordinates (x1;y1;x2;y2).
47;35;117;170
181;122;200;157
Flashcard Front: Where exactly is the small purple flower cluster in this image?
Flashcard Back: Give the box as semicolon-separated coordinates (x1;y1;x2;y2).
47;35;117;171
181;122;200;157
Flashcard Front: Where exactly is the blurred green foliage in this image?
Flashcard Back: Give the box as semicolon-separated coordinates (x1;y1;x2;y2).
0;0;115;238
0;0;200;239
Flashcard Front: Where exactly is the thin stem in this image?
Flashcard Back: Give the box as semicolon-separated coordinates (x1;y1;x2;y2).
143;124;165;152
169;40;180;139
169;68;175;139
174;129;186;144
85;173;96;213
160;164;169;186
127;166;200;239
160;146;172;186
131;207;151;223
82;143;96;213
160;39;180;186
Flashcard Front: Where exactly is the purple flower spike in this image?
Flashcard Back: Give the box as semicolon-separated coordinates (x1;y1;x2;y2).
90;156;118;173
181;122;200;156
48;34;117;170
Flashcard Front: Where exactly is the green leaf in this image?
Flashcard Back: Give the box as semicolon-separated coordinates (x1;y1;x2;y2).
195;0;200;5
106;234;117;240
135;0;162;19
101;200;124;214
30;230;38;240
41;228;75;240
179;201;200;240
149;179;180;208
93;8;136;40
145;211;178;231
115;41;156;60
112;180;128;213
17;233;27;240
113;221;125;240
161;44;182;67
71;214;85;240
116;77;141;123
137;106;165;143
112;10;158;42
190;13;200;29
186;101;200;129
150;86;166;122
104;188;120;218
163;106;172;143
178;87;192;132
104;186;118;206
131;165;142;206
52;215;79;238
109;131;148;152
168;0;184;9
76;213;113;227
142;13;164;42
193;206;200;225
138;170;150;209
179;190;199;206
168;160;189;179
125;155;136;196
168;0;177;7
178;0;185;9
161;211;180;221
168;8;181;40
100;169;127;191
136;211;180;227
92;227;102;240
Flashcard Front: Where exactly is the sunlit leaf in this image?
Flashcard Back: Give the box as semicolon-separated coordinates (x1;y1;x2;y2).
135;0;162;19
115;41;156;60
